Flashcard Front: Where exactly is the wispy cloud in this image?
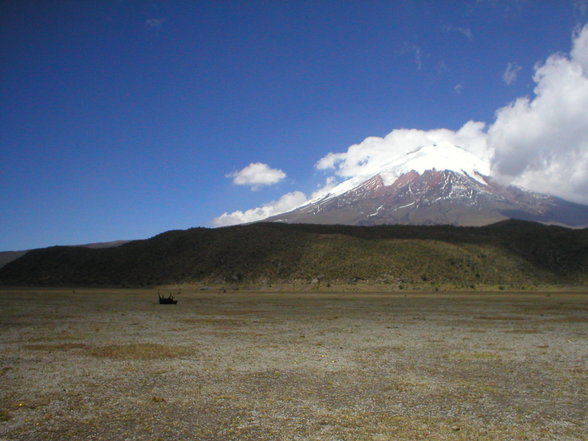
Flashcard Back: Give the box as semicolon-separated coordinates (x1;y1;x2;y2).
436;60;448;75
454;83;464;94
397;42;424;70
145;17;166;32
227;162;286;191
442;25;473;41
466;0;527;19
502;62;522;85
575;0;588;15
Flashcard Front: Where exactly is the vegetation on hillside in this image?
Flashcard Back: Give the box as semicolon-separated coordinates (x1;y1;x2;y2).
0;220;586;287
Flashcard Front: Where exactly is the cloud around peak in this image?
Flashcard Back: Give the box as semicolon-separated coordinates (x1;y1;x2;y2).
315;23;588;205
314;121;490;183
213;191;307;226
227;162;286;190
214;23;588;226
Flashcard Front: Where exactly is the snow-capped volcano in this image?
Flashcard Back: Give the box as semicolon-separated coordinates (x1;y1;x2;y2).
378;142;490;184
307;142;490;206
265;142;588;227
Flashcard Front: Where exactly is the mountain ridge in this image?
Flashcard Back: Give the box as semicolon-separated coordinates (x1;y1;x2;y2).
1;220;586;288
265;142;588;227
266;169;588;228
0;240;129;270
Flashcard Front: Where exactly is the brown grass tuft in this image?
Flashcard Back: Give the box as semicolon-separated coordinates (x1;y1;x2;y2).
25;343;89;351
0;410;11;421
449;351;500;360
476;315;525;321
504;329;542;334
89;343;193;360
182;318;247;326
543;316;588;323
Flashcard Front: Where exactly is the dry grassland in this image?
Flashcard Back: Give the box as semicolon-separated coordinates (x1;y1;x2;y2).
0;288;586;440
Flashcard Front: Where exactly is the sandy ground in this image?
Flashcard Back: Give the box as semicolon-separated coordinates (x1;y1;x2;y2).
0;288;586;440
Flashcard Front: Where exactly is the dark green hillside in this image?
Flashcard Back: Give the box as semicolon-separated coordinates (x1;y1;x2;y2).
0;250;27;269
0;220;586;287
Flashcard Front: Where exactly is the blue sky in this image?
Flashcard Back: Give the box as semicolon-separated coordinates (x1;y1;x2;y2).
2;0;588;250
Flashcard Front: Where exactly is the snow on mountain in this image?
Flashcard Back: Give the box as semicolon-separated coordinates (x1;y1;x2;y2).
303;142;490;208
378;142;490;185
264;142;588;227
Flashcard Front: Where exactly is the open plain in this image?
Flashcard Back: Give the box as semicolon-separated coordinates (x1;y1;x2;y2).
0;288;586;440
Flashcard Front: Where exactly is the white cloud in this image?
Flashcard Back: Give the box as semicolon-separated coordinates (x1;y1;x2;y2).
489;24;588;203
311;177;338;199
227;162;286;190
454;83;464;94
502;62;522;85
213;191;308;226
572;23;588;70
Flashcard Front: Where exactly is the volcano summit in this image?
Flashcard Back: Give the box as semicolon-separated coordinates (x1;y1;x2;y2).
266;143;588;227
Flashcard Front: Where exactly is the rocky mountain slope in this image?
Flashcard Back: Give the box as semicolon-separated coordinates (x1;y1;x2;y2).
266;143;588;227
